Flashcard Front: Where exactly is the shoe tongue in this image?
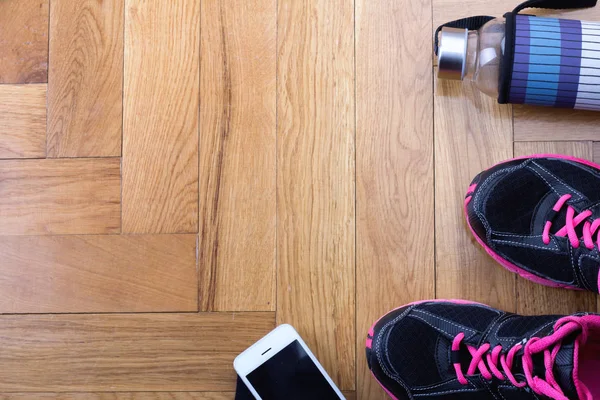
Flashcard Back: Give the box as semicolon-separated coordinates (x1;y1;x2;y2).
435;336;474;379
532;328;582;400
533;194;564;235
533;193;589;238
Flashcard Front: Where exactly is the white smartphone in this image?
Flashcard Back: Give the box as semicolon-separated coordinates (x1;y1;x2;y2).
234;324;345;400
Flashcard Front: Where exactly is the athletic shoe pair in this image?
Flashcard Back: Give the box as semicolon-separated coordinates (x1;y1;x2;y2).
367;155;600;399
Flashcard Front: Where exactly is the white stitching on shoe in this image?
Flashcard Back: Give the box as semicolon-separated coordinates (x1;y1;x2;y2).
492;239;554;251
414;379;462;390
413;388;480;396
527;163;562;198
492;317;555;345
493;233;544;238
577;252;600;291
374;305;415;382
530;161;586;202
413;310;478;336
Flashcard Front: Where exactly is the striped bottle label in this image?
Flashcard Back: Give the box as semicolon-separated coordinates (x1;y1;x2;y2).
508;15;600;110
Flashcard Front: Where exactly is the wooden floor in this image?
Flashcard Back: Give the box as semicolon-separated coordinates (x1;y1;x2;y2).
1;0;599;398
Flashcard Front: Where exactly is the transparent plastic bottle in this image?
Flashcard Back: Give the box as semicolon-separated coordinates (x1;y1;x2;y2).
437;18;506;98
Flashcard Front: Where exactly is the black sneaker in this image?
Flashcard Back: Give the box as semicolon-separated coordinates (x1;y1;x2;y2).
465;154;600;293
365;300;600;400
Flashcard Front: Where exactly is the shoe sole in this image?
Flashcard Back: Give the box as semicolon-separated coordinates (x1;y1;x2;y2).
464;153;600;291
366;299;486;400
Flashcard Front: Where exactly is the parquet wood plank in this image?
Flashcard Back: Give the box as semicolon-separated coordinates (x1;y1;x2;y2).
514;107;600;142
0;234;197;313
0;394;354;400
277;0;355;391
355;0;435;398
0;395;230;400
0;0;49;83
0;313;274;392
594;142;600;164
0;158;120;235
434;77;516;311
122;0;199;233
0;84;46;159
199;0;276;312
514;142;598;315
47;0;124;157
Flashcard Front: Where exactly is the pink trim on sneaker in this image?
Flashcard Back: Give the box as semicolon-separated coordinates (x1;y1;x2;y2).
366;299;487;399
464;178;580;290
487;153;600;171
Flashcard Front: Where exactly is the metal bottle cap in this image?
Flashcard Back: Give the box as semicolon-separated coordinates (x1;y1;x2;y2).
437;27;468;80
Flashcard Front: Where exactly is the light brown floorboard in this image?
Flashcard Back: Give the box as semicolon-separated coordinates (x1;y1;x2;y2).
514;107;600;142
122;0;199;233
434;76;516;312
0;84;46;159
355;0;435;398
0;0;49;83
0;313;274;392
0;158;120;235
0;394;232;400
0;394;355;400
47;0;124;157
199;0;276;312
277;0;356;391
0;234;197;313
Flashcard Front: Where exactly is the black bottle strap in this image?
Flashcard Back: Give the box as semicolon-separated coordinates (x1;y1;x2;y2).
433;16;495;55
512;0;597;14
434;0;598;55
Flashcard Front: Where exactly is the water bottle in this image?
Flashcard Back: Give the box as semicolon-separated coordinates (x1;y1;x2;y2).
437;19;505;98
435;0;600;111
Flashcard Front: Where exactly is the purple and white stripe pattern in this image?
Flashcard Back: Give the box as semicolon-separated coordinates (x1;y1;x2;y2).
508;15;600;111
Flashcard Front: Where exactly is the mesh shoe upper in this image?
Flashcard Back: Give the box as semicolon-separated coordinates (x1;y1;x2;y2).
366;300;600;400
465;155;600;292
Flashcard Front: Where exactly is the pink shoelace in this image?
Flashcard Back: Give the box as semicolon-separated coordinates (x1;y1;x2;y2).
452;318;590;400
542;194;599;249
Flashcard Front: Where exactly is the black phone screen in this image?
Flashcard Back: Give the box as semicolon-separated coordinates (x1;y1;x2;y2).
246;340;341;399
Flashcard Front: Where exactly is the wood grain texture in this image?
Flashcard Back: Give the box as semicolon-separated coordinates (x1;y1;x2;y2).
514;142;598;315
277;0;355;391
0;395;230;400
434;77;516;311
0;234;197;313
514;107;600;142
199;0;276;312
0;158;120;235
355;0;435;398
0;0;49;83
47;0;124;157
122;0;199;233
0;313;274;392
0;395;354;400
0;84;46;158
594;142;600;164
